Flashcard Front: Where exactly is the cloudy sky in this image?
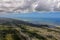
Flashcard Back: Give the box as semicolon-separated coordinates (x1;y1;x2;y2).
0;0;60;13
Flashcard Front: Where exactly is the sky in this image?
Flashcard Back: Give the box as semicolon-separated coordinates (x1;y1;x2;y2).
0;0;60;13
0;12;60;18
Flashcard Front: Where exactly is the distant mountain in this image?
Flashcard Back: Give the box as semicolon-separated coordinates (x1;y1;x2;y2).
0;17;60;40
0;17;56;28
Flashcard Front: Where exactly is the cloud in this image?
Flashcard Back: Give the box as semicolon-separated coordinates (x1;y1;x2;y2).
0;0;60;13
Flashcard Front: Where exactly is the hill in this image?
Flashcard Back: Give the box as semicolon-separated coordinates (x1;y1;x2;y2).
0;17;60;40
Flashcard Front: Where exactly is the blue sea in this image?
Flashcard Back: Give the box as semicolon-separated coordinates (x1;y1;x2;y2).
0;12;60;26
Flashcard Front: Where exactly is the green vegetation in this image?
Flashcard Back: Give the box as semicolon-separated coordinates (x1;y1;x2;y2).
16;24;60;40
0;18;60;40
0;24;60;40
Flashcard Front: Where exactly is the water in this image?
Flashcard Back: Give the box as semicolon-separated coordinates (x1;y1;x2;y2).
0;12;60;26
17;17;60;26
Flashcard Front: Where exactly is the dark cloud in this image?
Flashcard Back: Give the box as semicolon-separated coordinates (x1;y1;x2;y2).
0;0;60;13
35;3;51;11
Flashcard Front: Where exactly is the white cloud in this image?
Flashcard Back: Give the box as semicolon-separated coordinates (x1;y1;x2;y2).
0;0;60;13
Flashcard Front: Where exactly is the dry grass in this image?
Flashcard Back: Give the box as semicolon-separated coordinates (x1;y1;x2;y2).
0;25;60;40
19;25;60;40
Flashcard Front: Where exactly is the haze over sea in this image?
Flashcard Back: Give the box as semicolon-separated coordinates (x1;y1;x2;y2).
0;12;60;26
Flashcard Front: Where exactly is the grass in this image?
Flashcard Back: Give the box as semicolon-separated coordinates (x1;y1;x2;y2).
5;34;14;40
0;24;60;40
18;24;60;40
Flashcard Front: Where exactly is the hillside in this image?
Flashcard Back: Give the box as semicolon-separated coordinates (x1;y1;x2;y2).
0;18;60;40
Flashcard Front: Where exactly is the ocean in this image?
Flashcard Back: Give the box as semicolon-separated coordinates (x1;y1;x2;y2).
0;12;60;26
